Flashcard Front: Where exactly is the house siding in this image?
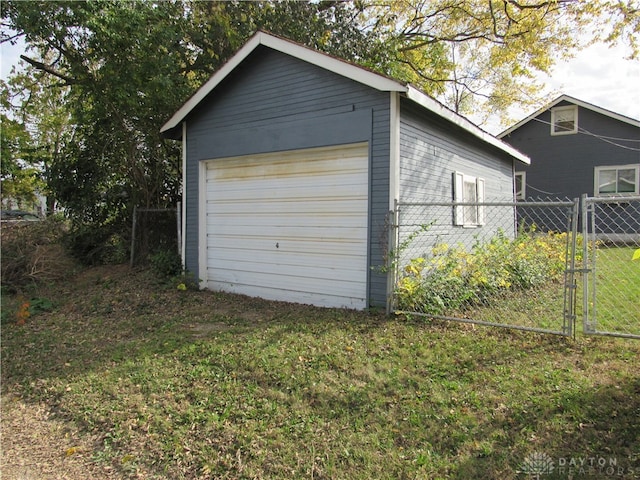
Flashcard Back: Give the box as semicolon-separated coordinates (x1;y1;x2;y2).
398;100;516;258
399;101;514;202
183;47;391;307
502;100;640;200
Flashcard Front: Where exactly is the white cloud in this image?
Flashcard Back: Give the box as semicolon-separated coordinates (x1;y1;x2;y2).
543;42;640;122
484;41;640;134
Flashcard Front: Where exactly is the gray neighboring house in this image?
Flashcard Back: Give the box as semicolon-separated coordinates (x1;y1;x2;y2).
161;31;529;310
499;95;640;201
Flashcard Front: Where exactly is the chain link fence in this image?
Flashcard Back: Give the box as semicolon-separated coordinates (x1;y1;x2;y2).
392;197;640;339
129;207;180;267
392;200;577;336
581;196;640;338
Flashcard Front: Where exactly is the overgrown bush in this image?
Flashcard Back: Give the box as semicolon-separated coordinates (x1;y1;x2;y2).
1;217;79;290
395;229;580;315
149;248;183;278
64;222;129;266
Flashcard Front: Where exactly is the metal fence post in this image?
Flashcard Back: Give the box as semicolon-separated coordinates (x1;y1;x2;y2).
130;205;138;268
386;200;399;315
581;194;593;334
563;198;580;337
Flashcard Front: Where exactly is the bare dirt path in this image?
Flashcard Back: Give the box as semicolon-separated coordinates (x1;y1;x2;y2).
1;394;116;480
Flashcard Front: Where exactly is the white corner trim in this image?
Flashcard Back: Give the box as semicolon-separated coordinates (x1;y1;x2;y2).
389;91;401;209
181;121;187;264
198;160;208;289
387;91;401;313
406;86;531;165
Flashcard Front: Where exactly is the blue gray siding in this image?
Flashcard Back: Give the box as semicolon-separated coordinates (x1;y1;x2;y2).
399;101;515;201
184;47;391;307
397;100;517;259
501;101;640;200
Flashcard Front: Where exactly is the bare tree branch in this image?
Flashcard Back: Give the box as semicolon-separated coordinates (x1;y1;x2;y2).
19;55;76;86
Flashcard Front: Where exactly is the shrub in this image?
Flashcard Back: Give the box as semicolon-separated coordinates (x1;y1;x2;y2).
395;229;575;315
64;223;129;266
149;248;183;278
1;217;79;289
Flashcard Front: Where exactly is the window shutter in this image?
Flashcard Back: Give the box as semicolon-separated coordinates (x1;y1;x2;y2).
476;177;485;225
453;172;464;226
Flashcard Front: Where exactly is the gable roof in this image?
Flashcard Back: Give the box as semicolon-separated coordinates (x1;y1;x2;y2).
498;94;640;137
162;31;529;164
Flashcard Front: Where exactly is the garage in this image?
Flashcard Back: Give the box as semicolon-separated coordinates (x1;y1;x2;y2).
202;142;369;309
162;32;527;310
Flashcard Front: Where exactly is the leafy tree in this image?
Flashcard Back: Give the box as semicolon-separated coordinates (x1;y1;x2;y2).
3;64;75;214
1;0;378;263
2;0;636;263
0;110;43;211
360;0;640;123
2;1;192;262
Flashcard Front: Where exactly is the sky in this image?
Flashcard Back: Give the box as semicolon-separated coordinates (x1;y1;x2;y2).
2;35;639;135
481;40;640;134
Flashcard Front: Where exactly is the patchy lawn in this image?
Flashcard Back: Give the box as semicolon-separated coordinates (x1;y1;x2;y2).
1;265;639;479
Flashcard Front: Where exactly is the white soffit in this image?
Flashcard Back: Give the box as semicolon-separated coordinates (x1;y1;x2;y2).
161;31;530;165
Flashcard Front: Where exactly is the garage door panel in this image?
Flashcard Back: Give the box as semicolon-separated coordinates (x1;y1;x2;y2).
207;250;367;276
204;143;369;309
206;199;367;216
208;258;366;286
206;281;364;309
207;269;366;299
207;213;368;229
207;225;366;241
207;235;366;257
206;145;367;180
206;172;367;194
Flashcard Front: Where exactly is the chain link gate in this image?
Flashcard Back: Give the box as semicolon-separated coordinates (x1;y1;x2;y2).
390;197;639;339
580;195;640;338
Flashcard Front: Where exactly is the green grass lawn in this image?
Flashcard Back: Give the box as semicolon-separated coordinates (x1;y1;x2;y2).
587;246;640;336
2;265;639;479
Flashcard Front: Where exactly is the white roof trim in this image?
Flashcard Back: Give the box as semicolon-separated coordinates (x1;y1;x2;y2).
406;87;531;165
161;31;406;133
498;94;640;137
161;31;529;164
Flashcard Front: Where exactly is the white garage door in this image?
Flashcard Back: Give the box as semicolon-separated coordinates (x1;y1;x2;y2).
203;142;369;309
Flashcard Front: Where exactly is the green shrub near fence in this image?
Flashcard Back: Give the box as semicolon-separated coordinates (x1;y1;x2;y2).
395;229;580;315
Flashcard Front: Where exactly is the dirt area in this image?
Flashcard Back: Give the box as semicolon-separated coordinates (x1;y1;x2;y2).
1;394;117;480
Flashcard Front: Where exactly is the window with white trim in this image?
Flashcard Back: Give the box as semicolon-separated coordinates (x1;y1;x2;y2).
515;172;526;200
453;172;485;227
550;105;578;135
594;164;640;196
